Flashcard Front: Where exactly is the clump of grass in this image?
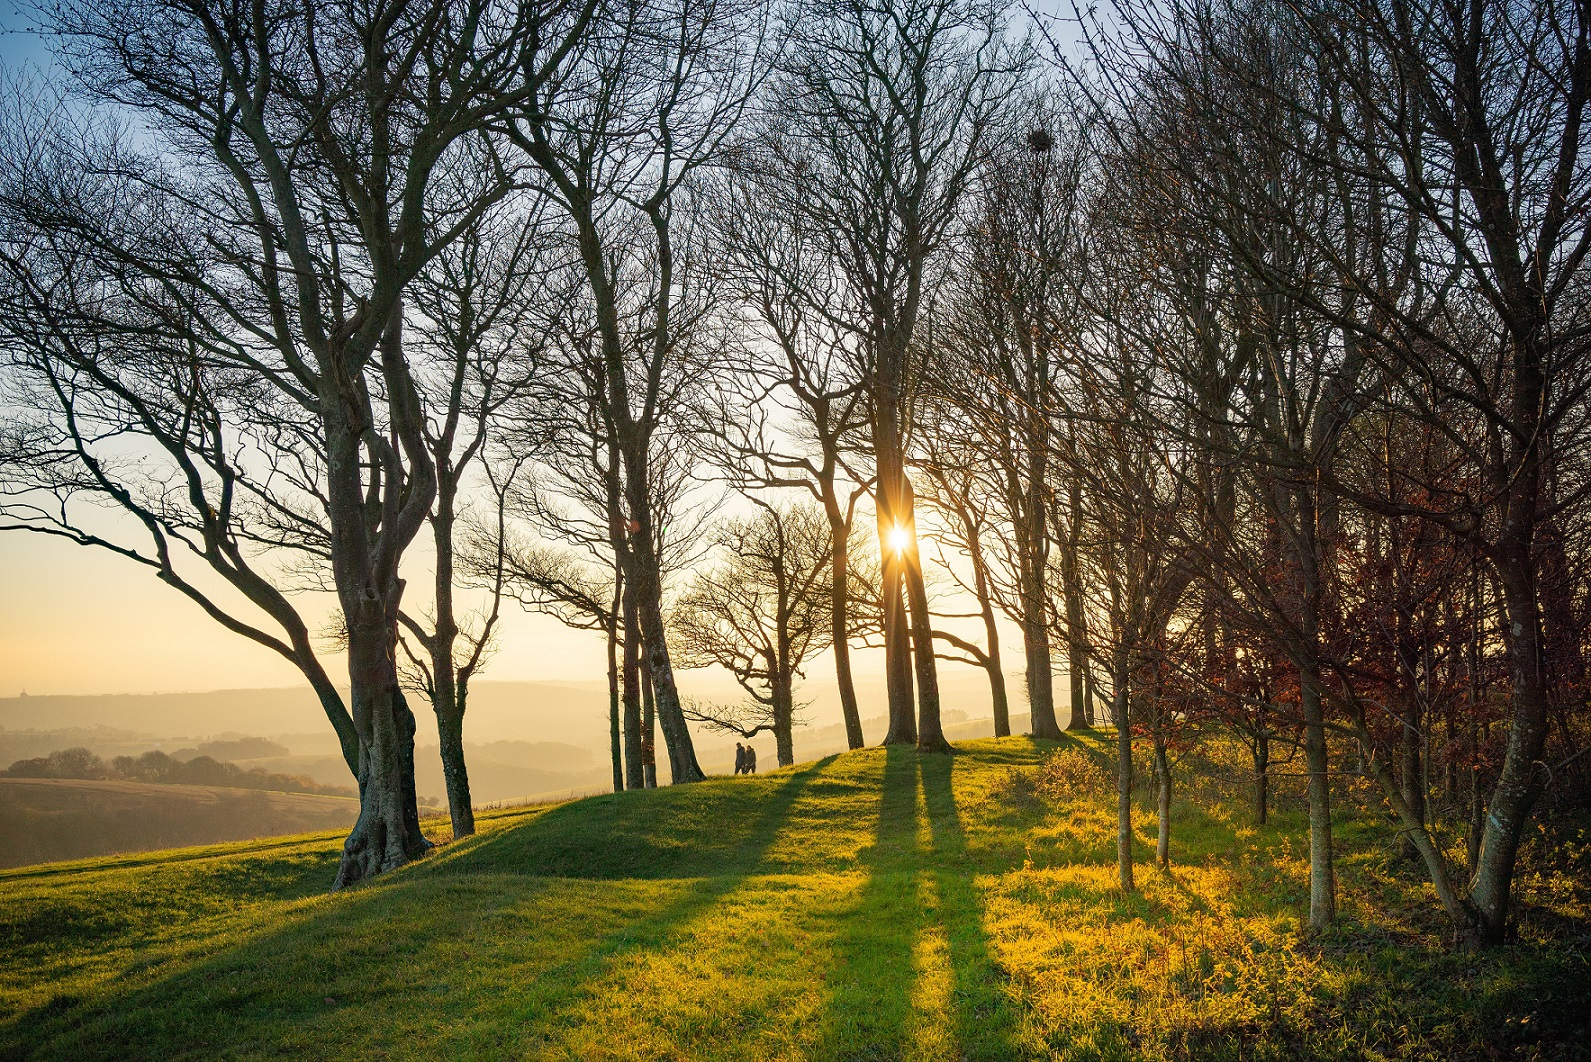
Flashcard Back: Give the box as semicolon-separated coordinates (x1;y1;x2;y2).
1036;745;1115;801
988;764;1045;809
989;744;1114;811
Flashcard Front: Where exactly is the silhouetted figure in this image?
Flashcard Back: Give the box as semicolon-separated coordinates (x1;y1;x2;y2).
746;745;758;774
734;743;746;775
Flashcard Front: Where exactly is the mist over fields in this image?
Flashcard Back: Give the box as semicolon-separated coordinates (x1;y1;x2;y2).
0;670;1011;866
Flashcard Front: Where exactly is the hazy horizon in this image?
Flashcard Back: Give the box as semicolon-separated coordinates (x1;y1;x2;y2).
0;508;1024;703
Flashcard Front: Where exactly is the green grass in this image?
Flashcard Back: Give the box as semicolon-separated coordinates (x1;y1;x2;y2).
1;735;1586;1060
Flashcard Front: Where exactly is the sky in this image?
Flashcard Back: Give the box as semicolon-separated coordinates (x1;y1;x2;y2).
0;2;52;72
0;526;620;695
0;5;618;695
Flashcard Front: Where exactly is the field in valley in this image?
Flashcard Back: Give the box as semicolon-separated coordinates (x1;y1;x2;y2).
0;778;359;869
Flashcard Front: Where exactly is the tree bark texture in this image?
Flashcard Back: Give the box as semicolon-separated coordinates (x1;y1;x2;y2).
622;578;645;790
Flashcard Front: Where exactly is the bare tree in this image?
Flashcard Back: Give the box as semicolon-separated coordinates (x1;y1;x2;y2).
931;95;1094;736
672;501;835;766
505;0;769;783
395;194;556;837
0;0;594;887
755;0;1029;751
701;167;875;748
490;307;718;790
912;407;1013;733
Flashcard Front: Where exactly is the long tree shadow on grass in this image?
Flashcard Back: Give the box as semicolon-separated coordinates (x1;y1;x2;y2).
473;756;844;1047
0;760;836;1061
812;746;924;1059
421;755;848;880
918;752;1029;1060
810;746;1034;1060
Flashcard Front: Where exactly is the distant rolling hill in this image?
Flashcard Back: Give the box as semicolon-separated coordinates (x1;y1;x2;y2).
0;777;359;869
0;669;1043;807
0;682;618;748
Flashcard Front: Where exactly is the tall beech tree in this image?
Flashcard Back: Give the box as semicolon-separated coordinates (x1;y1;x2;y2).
493;425;715;789
702;170;875;749
756;0;1028;750
395;196;553;838
912;410;1013;733
505;0;767;783
930;101;1094;736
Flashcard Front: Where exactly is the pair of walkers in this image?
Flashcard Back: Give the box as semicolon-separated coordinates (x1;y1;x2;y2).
733;742;758;775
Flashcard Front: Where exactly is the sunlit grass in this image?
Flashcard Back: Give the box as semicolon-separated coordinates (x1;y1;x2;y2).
1;735;1585;1060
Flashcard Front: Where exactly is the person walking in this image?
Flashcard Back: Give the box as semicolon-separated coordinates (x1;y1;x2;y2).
734;743;746;776
746;745;758;775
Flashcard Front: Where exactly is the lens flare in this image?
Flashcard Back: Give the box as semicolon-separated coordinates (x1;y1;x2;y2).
887;525;912;555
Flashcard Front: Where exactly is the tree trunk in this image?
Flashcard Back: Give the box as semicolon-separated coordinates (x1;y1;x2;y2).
773;677;796;768
1400;694;1425;859
628;536;704;784
899;477;947;753
1114;653;1134;893
429;484;474;839
609;439;629;792
1469;544;1552;943
1059;479;1088;735
335;625;432;888
987;663;1010;739
335;694;412;888
1253;728;1269;826
827;506;866;749
875;364;919;746
1292;480;1336;933
1024;617;1057;737
881;554;917;745
607;602;624;794
641;660;659;789
1020;419;1058;734
970;526;1010;738
1154;735;1171;868
1300;659;1336;932
1083;658;1097;726
622;577;644;790
398;692;426;849
325;311;435;889
907;551;951;754
435;695;473;839
1018;512;1057;735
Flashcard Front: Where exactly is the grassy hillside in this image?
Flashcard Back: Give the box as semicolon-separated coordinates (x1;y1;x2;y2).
0;779;359;869
1;736;1585;1061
